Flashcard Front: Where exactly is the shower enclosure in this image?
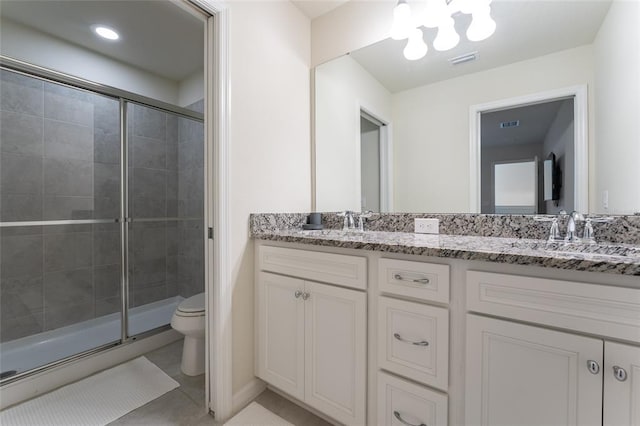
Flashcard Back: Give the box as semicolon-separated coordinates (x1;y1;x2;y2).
0;64;205;382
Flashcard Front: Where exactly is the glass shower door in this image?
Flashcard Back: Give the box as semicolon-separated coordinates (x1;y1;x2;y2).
126;102;204;337
0;69;122;378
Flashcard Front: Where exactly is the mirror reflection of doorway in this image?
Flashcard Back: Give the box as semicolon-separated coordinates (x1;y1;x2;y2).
480;98;574;214
360;112;384;212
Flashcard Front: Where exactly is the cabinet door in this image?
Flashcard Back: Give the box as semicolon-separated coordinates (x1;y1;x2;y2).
304;281;367;426
257;272;305;400
466;314;603;426
604;342;640;426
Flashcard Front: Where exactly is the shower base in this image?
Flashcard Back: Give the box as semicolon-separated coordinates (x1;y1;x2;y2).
0;296;183;377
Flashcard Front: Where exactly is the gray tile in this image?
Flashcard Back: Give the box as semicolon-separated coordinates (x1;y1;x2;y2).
44;119;93;161
108;388;203;425
0;153;43;194
1;193;43;222
0;69;44;116
131;282;166;307
43;224;92;234
44;157;93;196
132;136;166;169
178;117;204;145
178;198;204;219
44;268;94;309
94;196;120;220
178;169;204;203
131;168;167;218
176;373;206;407
178;140;203;171
94;127;120;164
0;225;43;237
167;227;179;256
43;195;94;220
95;264;121;299
95;296;121;317
186;99;204;114
133;105;166;140
132;259;167;288
94;163;120;200
166;115;178;170
44;87;94;127
0;312;44;343
144;340;184;377
94;230;121;266
93;95;119;131
0;274;43;321
0;110;43;156
43;232;93;272
132;226;167;260
0;234;43;279
44;302;94;331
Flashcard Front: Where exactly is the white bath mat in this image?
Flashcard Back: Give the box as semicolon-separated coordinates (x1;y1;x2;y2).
0;356;179;426
224;402;294;426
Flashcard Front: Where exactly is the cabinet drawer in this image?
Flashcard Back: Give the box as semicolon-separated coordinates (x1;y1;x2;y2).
259;245;367;290
467;271;640;342
378;371;448;426
378;258;449;303
378;296;449;390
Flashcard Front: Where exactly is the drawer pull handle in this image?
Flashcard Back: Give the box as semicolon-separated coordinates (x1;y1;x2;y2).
394;333;429;347
393;274;430;285
393;410;426;426
294;290;303;299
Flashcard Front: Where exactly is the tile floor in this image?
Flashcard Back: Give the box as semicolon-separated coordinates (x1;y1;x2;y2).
109;339;331;426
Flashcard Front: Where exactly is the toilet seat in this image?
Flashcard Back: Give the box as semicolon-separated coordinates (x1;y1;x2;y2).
175;292;205;317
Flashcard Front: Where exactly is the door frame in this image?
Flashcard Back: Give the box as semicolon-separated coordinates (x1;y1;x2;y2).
469;85;588;213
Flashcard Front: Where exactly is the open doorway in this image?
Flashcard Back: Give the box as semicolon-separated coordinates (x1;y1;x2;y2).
360;110;391;212
480;98;574;214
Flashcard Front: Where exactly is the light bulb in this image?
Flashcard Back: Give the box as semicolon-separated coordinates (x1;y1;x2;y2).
433;18;460;51
423;0;449;28
467;6;496;41
403;28;428;60
390;0;413;40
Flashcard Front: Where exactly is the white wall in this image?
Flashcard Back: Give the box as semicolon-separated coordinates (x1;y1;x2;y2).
311;0;393;67
593;0;640;214
315;55;391;211
391;45;594;212
0;18;180;104
227;0;311;394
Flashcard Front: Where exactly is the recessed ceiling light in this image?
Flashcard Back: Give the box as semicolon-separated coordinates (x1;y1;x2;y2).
93;25;120;41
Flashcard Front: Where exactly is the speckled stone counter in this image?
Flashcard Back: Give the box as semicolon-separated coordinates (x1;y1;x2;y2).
250;219;640;276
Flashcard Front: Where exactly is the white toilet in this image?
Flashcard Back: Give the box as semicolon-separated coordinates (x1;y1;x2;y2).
170;292;206;376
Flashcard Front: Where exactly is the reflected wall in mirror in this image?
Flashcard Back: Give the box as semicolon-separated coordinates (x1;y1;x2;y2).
314;0;640;215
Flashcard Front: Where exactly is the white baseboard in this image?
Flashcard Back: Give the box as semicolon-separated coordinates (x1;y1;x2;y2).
0;329;181;410
231;377;267;414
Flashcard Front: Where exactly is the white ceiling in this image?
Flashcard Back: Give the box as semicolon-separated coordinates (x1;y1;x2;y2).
350;0;612;93
481;99;570;147
291;0;349;19
0;0;204;82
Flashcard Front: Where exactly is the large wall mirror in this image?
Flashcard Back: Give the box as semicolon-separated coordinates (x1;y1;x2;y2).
314;0;640;215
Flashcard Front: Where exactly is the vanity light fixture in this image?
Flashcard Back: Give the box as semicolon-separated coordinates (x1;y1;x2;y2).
391;0;496;60
93;25;120;41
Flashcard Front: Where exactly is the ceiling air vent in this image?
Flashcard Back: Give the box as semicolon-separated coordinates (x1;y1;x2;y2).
500;120;520;128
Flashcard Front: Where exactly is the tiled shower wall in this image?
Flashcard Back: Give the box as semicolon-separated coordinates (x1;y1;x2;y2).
0;70;204;343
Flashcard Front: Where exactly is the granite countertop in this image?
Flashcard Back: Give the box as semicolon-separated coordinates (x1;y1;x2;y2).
252;229;640;276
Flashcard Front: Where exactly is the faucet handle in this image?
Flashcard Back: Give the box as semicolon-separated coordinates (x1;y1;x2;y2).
360;210;373;218
357;211;373;232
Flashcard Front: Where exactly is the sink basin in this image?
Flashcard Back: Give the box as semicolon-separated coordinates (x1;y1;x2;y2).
510;240;640;259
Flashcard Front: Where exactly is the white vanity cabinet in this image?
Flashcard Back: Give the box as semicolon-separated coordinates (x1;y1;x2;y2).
256;246;367;426
465;271;640;426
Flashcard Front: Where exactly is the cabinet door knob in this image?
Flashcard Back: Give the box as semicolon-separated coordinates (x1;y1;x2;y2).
294;290;303;299
613;366;628;382
301;292;310;300
393;410;426;426
394;333;429;347
393;274;430;285
587;360;600;375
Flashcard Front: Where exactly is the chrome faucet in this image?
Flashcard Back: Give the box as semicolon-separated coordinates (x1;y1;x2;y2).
565;210;584;242
357;211;373;232
338;211;356;230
